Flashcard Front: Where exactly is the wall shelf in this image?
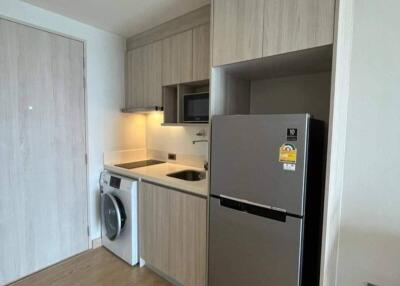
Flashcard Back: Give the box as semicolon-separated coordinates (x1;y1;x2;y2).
162;79;210;125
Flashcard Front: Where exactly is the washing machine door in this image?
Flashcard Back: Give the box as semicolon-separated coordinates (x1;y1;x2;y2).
102;193;127;241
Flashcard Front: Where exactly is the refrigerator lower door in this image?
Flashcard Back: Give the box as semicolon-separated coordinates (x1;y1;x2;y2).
209;197;303;286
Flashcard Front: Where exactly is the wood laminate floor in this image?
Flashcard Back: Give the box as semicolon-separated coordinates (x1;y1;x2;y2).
10;247;171;286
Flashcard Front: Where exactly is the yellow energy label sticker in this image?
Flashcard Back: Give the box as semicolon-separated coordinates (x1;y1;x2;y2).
279;143;297;163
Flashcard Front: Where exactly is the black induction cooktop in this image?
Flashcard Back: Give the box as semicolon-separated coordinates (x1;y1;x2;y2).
115;160;165;169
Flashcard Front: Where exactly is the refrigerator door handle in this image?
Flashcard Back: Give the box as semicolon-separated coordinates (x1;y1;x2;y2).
220;195;287;212
219;195;287;222
220;195;270;208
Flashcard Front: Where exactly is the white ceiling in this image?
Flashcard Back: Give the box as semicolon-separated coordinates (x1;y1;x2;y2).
22;0;210;37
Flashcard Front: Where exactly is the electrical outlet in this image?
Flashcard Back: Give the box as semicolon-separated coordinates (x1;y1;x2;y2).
168;153;176;160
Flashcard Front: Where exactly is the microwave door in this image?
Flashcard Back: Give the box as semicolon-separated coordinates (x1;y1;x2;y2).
183;93;209;122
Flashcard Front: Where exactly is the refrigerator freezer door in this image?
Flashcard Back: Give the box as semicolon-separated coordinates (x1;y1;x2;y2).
208;197;303;286
210;114;309;216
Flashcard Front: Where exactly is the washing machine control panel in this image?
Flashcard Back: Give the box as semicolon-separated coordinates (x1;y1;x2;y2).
110;176;121;189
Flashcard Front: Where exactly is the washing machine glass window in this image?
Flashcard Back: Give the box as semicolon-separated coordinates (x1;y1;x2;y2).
102;193;127;241
100;172;138;265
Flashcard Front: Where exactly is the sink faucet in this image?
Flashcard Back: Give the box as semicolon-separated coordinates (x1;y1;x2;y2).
204;161;209;171
192;139;208;145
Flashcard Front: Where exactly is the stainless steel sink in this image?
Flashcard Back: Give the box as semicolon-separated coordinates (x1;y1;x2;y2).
167;170;206;181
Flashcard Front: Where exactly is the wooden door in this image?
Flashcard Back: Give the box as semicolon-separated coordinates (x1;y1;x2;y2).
193;24;211;81
162;30;193;85
212;0;264;66
0;19;88;285
139;182;207;286
263;0;335;56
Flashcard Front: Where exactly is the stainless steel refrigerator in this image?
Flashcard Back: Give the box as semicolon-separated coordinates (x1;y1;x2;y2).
209;114;325;286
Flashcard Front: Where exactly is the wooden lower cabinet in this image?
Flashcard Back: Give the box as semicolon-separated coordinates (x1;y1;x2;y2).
139;182;207;286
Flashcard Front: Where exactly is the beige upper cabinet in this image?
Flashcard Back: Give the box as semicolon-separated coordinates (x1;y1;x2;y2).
126;8;211;109
193;24;211;81
127;47;144;108
211;0;335;65
127;40;162;109
145;41;163;107
263;0;335;57
162;30;193;85
212;0;264;66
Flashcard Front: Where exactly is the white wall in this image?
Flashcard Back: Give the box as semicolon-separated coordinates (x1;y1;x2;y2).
0;0;146;240
250;72;332;124
337;1;400;285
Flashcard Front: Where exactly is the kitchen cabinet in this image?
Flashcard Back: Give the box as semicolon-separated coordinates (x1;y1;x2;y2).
162;30;193;85
125;7;211;111
212;0;335;66
263;0;335;57
127;47;144;108
212;0;264;66
139;182;207;286
193;24;211;81
127;40;162;109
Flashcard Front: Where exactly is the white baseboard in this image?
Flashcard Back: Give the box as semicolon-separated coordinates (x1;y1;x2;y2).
92;237;102;249
139;258;146;267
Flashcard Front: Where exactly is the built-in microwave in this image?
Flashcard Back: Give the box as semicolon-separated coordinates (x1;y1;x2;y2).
182;92;209;123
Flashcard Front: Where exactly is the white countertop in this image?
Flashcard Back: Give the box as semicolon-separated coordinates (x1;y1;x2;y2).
104;161;208;197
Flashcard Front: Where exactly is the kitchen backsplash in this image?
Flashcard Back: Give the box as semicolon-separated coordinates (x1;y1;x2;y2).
104;148;147;165
145;112;209;162
104;112;209;168
147;149;205;168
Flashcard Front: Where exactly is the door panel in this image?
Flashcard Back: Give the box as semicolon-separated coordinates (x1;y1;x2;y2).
209;197;303;286
162;30;193;85
127;41;162;109
0;19;88;285
144;41;162;107
140;182;207;286
127;47;145;108
263;0;335;57
139;182;170;274
193;24;210;81
210;114;309;215
212;0;264;66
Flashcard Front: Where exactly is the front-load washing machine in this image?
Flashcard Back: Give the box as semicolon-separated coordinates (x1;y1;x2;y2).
100;171;138;265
